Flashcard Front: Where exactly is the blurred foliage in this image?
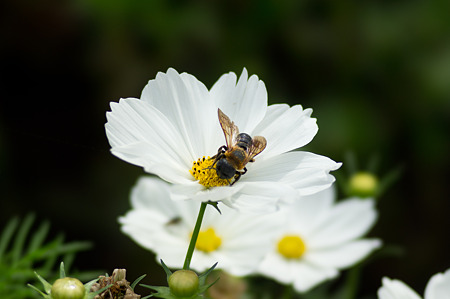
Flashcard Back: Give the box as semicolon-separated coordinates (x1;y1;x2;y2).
335;152;403;199
0;214;94;299
1;0;449;297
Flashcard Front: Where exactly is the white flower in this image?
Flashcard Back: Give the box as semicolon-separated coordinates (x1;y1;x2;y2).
378;269;450;299
119;176;282;276
257;187;381;293
105;68;341;212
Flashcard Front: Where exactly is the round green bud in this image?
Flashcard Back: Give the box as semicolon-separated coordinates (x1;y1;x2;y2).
51;277;85;299
168;270;199;297
349;172;378;197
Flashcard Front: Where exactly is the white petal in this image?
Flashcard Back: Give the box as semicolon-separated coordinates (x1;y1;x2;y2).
119;177;195;250
170;181;245;203
149;194;280;276
424;268;450;299
129;177;178;214
244;151;341;196
253;104;318;158
378;277;422;299
258;251;294;285
105;98;193;183
307;199;378;247
225;182;298;213
119;210;167;249
281;187;335;237
202;208;280;276
140;68;220;158
210;68;268;133
153;234;189;269
291;262;339;293
305;239;382;269
259;251;338;293
215;238;276;276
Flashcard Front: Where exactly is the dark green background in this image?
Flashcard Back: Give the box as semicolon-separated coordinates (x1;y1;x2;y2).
1;0;449;297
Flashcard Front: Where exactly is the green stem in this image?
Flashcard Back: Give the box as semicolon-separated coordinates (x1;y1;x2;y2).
183;202;208;270
281;284;294;299
343;265;361;299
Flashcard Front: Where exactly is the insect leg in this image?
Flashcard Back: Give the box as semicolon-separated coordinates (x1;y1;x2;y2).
211;146;228;166
231;172;242;186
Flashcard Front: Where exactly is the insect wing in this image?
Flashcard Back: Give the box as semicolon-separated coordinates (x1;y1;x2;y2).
218;108;239;148
243;136;267;164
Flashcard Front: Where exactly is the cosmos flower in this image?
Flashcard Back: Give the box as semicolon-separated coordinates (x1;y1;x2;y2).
105;68;340;212
257;187;381;293
378;269;450;299
119;176;281;276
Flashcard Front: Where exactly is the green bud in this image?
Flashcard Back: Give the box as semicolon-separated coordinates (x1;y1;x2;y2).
51;277;85;299
349;171;378;197
168;270;199;297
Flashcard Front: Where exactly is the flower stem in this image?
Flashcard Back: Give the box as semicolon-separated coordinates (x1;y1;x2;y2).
281;284;293;299
183;202;208;270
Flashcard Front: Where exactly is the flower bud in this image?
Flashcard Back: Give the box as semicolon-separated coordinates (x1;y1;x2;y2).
349;171;378;197
51;277;85;299
112;268;127;282
168;270;199;297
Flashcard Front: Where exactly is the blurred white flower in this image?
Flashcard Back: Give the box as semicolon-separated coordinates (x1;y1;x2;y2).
105;68;340;212
378;269;450;299
119;176;281;276
257;187;381;293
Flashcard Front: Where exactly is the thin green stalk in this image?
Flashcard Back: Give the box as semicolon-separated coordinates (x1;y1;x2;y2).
183;202;208;270
342;265;361;299
281;284;294;299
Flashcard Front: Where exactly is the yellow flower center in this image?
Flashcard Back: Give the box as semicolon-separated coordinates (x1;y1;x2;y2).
190;156;230;188
195;228;222;253
277;235;307;259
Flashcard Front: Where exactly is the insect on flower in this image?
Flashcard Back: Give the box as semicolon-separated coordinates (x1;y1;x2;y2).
210;108;267;185
106;68;341;210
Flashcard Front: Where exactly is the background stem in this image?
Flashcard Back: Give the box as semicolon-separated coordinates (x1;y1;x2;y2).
183;202;208;270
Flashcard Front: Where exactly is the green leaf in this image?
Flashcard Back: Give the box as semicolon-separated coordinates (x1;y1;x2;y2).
1;214;94;299
197;263;219;296
61;252;76;272
18;235;64;266
86;281;112;299
376;165;403;198
141;285;173;298
0;216;19;262
160;260;173;280
198;276;219;294
60;262;66;278
21;239;91;266
26;220;50;257
12;213;35;266
83;278;100;292
47;242;92;257
27;283;50;298
143;285;207;299
34;271;53;294
131;274;147;290
198;262;218;283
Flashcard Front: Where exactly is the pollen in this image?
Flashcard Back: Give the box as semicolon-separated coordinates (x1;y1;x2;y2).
190;156;230;188
277;235;307;259
195;227;222;253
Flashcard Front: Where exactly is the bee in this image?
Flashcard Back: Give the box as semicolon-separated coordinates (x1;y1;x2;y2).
211;108;267;185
